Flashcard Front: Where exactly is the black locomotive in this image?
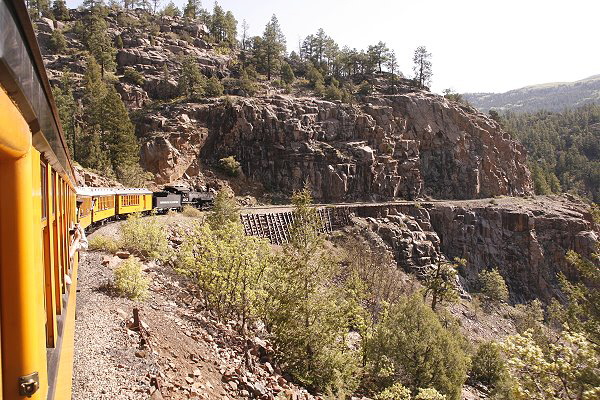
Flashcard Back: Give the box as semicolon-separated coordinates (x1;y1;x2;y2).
153;185;215;211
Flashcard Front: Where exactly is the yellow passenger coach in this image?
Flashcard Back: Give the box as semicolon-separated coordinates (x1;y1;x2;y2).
0;0;80;398
115;188;153;215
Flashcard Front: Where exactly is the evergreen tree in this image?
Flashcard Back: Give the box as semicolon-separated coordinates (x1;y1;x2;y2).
256;14;286;80
52;0;69;20
48;29;67;53
182;0;201;19
368;41;390;73
366;295;469;400
280;62;295;85
27;0;51;19
101;85;139;176
161;1;180;17
205;76;224;97
386;50;399;86
241;19;249;50
84;9;116;77
263;188;361;393
423;258;462;310
209;2;226;42
178;56;206;99
412;45;432;89
52;72;78;159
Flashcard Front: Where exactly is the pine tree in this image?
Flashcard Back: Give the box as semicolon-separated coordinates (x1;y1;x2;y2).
182;0;201;19
101;85;139;177
386;49;399;86
367;41;390;73
49;29;67;53
84;10;116;77
161;1;180;17
413;45;432;89
423;258;462;310
52;72;78;159
257;14;286;80
366;295;469;400
178;56;206;99
263;188;360;393
205;76;223;97
281;62;295;85
52;0;69;20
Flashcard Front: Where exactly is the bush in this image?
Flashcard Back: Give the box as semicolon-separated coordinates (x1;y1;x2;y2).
49;29;67;53
324;84;342;101
281;62;295;84
123;67;145;86
205;76;224;97
114;258;149;300
470;341;507;387
365;295;469;400
376;383;411;400
182;205;203;218
120;213;171;262
358;81;372;96
414;388;446;400
478;268;509;303
218;156;241;176
89;234;120;253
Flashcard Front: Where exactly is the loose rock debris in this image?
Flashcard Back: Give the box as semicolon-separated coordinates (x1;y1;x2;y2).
73;223;322;400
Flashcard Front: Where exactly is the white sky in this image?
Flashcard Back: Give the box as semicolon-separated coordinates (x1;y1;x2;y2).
66;0;600;94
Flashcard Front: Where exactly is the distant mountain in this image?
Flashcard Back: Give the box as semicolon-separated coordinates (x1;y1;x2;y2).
463;75;600;113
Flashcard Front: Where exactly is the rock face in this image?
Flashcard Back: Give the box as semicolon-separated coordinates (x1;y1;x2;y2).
139;94;533;201
37;9;532;201
426;196;598;302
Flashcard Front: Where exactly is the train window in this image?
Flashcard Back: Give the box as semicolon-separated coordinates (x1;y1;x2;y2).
41;160;48;220
51;170;56;216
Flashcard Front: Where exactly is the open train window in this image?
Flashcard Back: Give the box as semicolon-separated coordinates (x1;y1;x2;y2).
41;160;48;221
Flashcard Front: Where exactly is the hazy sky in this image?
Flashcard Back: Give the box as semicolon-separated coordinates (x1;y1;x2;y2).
66;0;600;94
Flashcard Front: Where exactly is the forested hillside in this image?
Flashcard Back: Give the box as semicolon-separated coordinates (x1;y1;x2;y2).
500;104;600;203
463;75;600;113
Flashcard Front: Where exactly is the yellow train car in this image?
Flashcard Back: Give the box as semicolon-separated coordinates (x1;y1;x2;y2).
115;188;153;215
75;188;94;229
90;188;117;223
0;0;81;398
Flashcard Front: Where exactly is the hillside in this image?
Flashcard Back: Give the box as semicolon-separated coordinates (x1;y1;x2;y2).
463;75;600;113
35;8;532;201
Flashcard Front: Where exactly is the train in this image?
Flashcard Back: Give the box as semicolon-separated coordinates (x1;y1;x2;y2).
0;0;215;398
75;185;215;229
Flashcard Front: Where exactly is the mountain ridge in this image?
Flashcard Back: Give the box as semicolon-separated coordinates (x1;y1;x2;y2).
463;74;600;113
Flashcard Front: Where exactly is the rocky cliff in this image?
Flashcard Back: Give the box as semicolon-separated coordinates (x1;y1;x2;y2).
138;93;533;201
348;196;598;302
36;10;532;201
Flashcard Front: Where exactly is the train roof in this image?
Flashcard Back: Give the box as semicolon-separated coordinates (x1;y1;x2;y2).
76;187;117;197
113;188;153;195
1;0;75;183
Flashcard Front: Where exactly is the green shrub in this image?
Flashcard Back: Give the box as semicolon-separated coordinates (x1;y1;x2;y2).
114;258;149;300
376;383;412;400
123;67;145;86
414;388;446;400
89;234;120;253
470;341;507;387
366;295;469;400
358;80;372;96
49;29;67;53
281;62;295;84
218;156;241;176
119;213;171;262
205;76;224;97
324;84;342;101
182;205;202;218
478;268;509;303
